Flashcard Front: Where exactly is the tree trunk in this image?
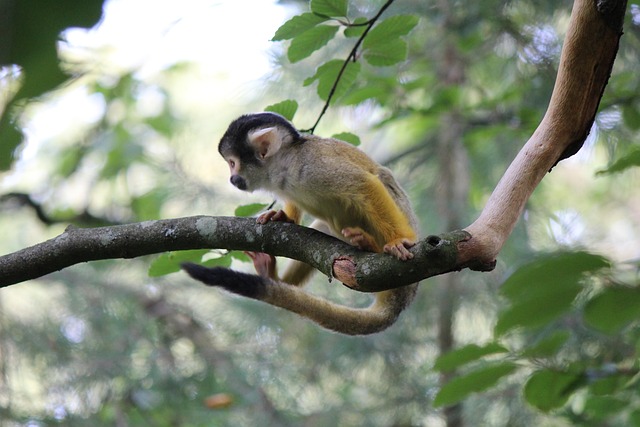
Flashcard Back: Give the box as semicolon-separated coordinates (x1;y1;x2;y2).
435;21;470;426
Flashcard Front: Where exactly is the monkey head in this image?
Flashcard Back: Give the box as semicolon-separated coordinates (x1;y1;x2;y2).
218;112;302;192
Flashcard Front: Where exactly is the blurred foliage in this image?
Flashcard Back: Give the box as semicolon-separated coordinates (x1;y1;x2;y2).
432;251;640;420
0;0;106;170
1;0;640;425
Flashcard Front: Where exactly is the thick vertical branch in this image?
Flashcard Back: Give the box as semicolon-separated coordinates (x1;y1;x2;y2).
460;0;626;264
436;112;468;427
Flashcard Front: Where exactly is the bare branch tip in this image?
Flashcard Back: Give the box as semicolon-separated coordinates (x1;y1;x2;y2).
332;256;358;288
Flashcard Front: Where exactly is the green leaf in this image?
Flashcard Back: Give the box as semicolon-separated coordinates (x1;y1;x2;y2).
495;285;581;336
364;39;408;66
584;285;640;333
344;17;368;38
433;362;518;407
500;252;610;303
150;251;233;277
590;374;628;396
265;100;298;121
288;25;339;63
201;254;233;269
362;15;419;49
304;60;361;102
524;369;583;412
148;250;211;277
340;85;388;105
521;331;570;358
597;147;640;175
230;251;251;263
362;16;417;66
331;132;360;146
310;0;348;18
272;13;328;41
495;251;610;336
433;343;509;373
583;396;629;420
234;203;269;217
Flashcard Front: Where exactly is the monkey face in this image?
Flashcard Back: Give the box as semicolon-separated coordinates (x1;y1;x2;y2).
222;154;269;192
224;156;249;191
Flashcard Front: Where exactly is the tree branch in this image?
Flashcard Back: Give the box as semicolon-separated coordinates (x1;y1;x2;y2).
0;192;121;227
0;215;483;289
459;0;626;265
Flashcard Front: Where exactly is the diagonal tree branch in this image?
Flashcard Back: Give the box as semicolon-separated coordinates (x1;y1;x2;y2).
459;0;626;265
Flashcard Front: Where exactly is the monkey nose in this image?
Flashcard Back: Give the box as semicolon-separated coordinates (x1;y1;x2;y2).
230;175;247;191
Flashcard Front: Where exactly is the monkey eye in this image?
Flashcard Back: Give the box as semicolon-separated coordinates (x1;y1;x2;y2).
228;159;236;168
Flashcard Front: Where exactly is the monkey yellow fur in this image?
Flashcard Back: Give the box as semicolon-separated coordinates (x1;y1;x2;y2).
182;112;419;335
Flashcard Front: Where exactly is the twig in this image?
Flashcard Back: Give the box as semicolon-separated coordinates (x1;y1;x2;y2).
0;192;120;227
303;0;396;133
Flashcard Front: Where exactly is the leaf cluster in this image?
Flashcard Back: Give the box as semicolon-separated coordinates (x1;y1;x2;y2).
0;0;106;171
268;0;418;132
432;251;640;424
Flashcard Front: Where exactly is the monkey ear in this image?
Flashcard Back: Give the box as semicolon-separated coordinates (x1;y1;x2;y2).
248;127;282;159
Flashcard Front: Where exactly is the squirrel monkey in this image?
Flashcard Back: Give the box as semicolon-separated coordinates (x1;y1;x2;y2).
182;112;419;335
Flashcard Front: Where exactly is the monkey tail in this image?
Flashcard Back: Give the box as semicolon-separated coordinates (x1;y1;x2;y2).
181;263;416;335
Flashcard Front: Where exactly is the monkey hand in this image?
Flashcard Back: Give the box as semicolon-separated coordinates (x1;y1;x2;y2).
342;227;381;253
342;228;414;260
383;238;415;261
256;209;294;224
245;251;277;279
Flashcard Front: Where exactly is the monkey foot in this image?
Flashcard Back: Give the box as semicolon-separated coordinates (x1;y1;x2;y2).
245;251;277;279
341;227;380;253
383;239;415;261
256;209;293;224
